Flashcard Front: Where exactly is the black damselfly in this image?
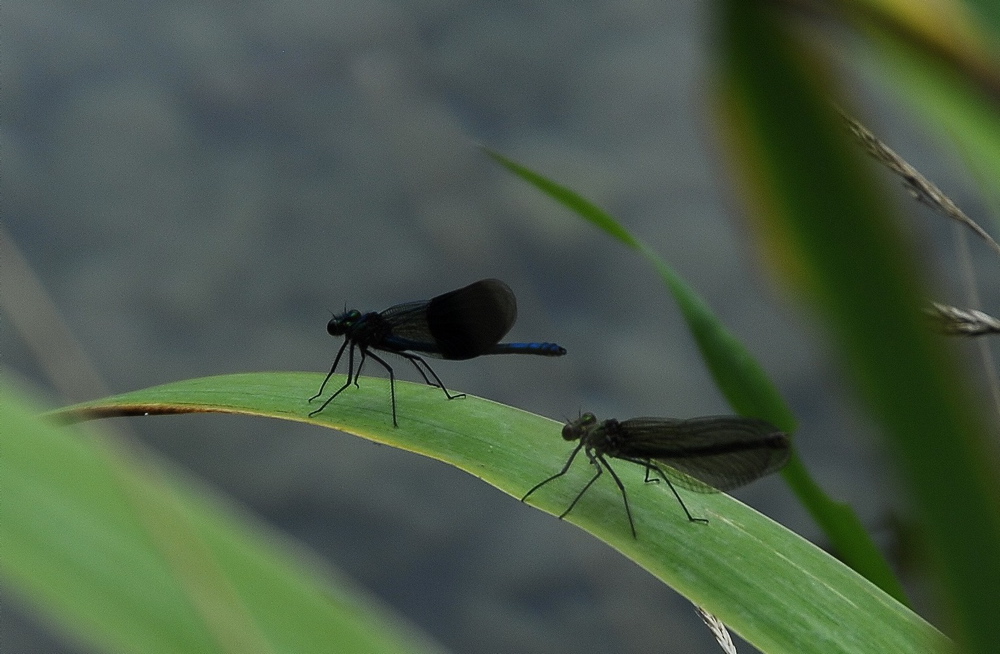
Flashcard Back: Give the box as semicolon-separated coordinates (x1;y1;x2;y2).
521;413;790;537
309;279;566;425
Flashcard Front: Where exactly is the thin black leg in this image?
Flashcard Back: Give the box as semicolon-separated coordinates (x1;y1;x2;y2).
521;441;585;502
598;454;637;538
353;350;367;388
363;350;398;427
309;343;359;417
647;462;707;524
559;459;602;518
402;354;437;387
309;339;349;402
400;353;465;400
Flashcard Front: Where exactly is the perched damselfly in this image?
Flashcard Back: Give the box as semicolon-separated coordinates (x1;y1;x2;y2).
522;413;790;537
309;279;566;425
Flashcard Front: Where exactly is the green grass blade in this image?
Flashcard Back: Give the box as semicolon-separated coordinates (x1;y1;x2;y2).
481;150;908;604
1;379;444;654
713;1;1000;650
483;148;793;427
52;372;947;653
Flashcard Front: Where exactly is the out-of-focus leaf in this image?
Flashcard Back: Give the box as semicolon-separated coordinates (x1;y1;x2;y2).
713;1;1000;651
843;0;1000;224
1;379;444;654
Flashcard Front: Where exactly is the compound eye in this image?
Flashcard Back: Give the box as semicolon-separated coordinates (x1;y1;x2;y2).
561;423;576;441
327;309;361;336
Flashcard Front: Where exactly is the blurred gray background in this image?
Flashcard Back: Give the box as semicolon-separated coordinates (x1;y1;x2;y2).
4;1;998;652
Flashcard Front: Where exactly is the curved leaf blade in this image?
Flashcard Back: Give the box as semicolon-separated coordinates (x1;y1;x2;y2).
54;372;947;653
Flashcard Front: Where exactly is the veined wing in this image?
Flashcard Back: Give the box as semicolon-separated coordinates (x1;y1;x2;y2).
615;416;790;492
376;300;444;355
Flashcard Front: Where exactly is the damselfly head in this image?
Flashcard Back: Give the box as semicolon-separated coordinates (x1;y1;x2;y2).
562;412;598;441
327;309;362;336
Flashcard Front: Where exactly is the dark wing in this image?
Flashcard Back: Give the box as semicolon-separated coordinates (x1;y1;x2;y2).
616;416;790;492
424;279;517;359
377;300;442;355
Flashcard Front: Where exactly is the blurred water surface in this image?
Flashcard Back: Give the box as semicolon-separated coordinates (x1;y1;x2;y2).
5;1;993;652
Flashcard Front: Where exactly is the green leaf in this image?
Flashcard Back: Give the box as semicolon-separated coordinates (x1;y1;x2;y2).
481;150;908;605
1;379;444;654
52;372;948;653
713;1;1000;651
